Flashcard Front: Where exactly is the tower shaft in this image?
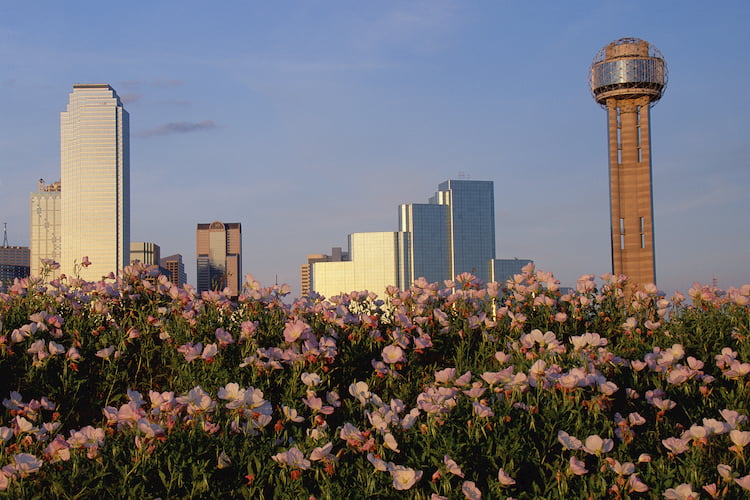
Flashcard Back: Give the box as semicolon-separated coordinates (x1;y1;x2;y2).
606;96;655;285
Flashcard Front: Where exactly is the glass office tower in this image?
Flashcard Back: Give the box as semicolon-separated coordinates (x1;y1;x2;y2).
431;180;496;283
398;203;449;284
60;84;130;280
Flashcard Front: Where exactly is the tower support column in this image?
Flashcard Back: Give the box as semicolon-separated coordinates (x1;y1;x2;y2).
607;96;655;285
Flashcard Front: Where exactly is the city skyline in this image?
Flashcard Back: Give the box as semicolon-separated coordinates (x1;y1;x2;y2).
1;2;748;297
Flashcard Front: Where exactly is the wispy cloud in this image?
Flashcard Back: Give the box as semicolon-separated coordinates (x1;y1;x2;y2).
119;93;142;104
140;120;217;138
116;79;185;91
153;79;184;87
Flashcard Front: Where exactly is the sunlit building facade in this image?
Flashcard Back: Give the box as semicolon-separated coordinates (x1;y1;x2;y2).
130;242;161;266
310;232;409;299
30;179;62;278
300;247;348;297
196;222;242;297
160;254;187;288
60;84;130;280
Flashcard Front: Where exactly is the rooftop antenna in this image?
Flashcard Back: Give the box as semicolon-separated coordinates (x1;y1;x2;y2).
2;222;8;247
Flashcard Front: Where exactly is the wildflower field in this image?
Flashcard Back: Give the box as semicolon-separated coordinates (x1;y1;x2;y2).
1;262;749;499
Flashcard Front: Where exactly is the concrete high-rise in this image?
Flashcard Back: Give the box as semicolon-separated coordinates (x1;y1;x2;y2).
0;245;30;292
60;84;130;280
590;38;667;286
300;247;348;297
30;179;62;277
160;254;187;288
130;242;161;266
310;232;409;299
196;222;242;297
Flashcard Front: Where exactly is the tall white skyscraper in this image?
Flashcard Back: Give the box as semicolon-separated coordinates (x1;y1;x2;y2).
60;84;130;280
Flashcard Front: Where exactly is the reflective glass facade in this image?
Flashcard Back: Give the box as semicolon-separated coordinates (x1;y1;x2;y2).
489;258;533;283
399;203;449;284
432;180;496;283
60;84;129;280
307;179;531;298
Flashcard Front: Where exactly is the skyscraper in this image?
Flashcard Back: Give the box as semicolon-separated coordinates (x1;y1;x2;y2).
130;242;161;266
30;179;61;277
398;203;449;284
400;180;496;284
160;254;187;288
60;84;130;280
590;38;667;286
196;222;242;297
307;179;527;300
1;226;30;292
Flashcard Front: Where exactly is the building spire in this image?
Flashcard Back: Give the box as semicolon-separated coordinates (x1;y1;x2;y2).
2;222;8;247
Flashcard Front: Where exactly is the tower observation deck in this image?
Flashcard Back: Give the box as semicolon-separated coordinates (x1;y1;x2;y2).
590;38;667;287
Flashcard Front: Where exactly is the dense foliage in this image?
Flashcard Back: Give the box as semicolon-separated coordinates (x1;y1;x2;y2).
1;262;749;499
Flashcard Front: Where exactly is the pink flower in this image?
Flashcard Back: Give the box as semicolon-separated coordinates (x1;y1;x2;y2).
283;319;310;343
729;429;750;450
434;367;456;384
390;465;422;490
383;433;399;452
557;430;582;450
382;345;405;364
11;453;42;477
301;372;322;387
95;346;115;360
201;343;218;360
310;443;334;462
735;475;750;490
582;435;614;455
443;455;464;477
176;386;215;414
177;342;203;362
497;468;516;486
569;456;588;475
662;483;699;499
461;480;482;499
472;400;494;418
215;328;234;346
271;446;310;470
661;437;690;455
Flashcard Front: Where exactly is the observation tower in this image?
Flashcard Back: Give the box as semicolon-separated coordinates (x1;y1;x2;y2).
590;38;667;287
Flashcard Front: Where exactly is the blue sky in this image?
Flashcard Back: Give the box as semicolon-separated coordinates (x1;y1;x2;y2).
1;1;748;298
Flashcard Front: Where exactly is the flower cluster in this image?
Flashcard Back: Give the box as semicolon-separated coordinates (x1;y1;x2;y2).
0;260;749;498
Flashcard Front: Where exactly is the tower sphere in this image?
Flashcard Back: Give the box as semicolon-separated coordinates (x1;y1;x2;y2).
590;37;667;107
